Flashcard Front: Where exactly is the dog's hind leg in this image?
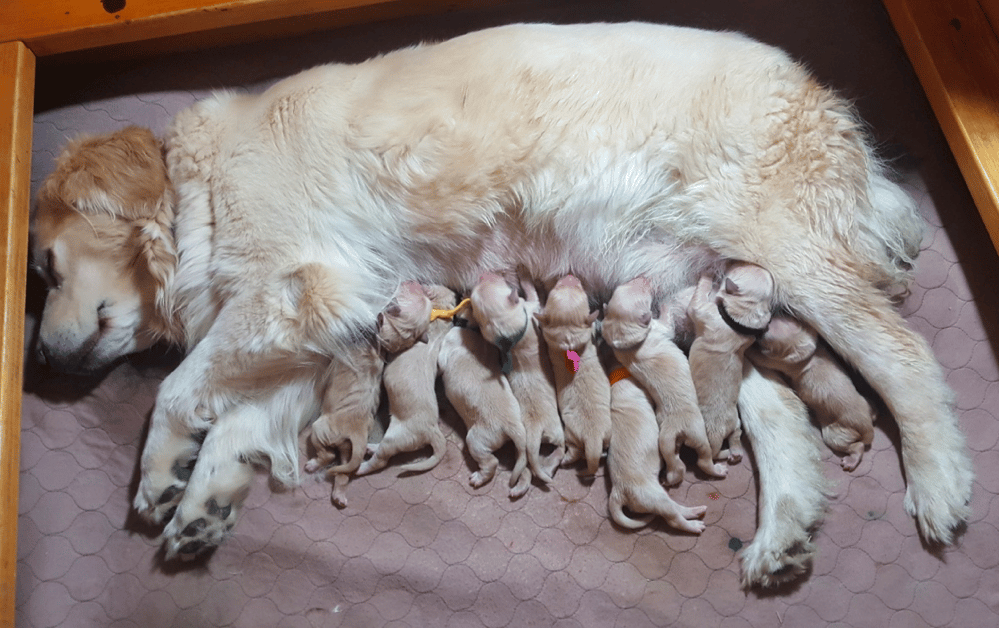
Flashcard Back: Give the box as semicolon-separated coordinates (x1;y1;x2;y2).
779;264;973;544
738;363;830;589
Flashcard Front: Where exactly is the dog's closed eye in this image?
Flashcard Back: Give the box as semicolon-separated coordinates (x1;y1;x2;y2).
34;249;62;290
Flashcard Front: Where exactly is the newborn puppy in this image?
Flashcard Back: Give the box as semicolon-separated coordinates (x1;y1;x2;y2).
686;262;775;463
438;326;531;498
305;281;428;506
748;315;876;471
603;277;727;484
304;342;383;508
535;274;611;476
357;284;456;476
470;273;564;483
605;352;708;533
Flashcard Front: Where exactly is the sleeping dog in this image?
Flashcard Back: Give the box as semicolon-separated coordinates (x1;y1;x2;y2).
31;22;970;585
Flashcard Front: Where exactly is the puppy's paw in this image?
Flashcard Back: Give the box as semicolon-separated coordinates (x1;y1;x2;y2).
330;473;350;509
162;497;237;561
508;468;532;499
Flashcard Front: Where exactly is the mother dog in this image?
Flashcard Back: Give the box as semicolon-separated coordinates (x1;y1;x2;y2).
32;22;971;585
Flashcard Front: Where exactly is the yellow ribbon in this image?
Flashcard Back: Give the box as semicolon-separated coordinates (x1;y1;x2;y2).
430;298;472;322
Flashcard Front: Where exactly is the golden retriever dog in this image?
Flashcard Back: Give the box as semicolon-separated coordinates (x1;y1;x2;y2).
437;326;532;498
748;314;876;471
534;274;611;476
469;273;565;483
356;283;455;476
602;276;727;483
32;22;970;585
686;262;775;464
604;354;708;534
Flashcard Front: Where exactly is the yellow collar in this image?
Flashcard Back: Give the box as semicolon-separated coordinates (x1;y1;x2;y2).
430;298;472;322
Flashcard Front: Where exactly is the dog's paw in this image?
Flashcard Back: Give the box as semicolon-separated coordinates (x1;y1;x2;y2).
739;534;815;589
162;497;237;561
508;468;532;499
134;456;197;525
904;482;972;545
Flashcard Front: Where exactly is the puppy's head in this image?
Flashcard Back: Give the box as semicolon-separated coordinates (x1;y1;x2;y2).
601;277;653;350
31;126;177;375
470;273;529;350
756;315;818;364
535;274;596;351
718;262;775;330
377;281;433;354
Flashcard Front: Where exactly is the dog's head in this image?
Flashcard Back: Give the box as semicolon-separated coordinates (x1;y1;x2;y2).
756;315;818;364
601;276;653;350
535;274;597;351
377;281;433;354
31;126;177;374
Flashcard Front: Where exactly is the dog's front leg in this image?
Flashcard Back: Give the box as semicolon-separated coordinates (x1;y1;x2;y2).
737;363;830;589
134;332;233;525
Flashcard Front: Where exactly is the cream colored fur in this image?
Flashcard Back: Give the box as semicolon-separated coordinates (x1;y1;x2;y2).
535;275;611;476
603;277;727;483
470;274;565;483
749;315;876;471
437;326;531;497
686;262;775;463
606;357;708;533
357;283;455;476
32;23;970;582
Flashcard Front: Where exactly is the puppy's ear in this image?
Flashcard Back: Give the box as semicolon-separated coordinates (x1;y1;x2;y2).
586;310;599;325
639;311;652;327
384;302;402;318
507;284;520;306
724;277;740;295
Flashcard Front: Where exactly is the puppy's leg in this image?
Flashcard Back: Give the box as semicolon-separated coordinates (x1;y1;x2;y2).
783;267;972;543
465;423;500;489
738;364;829;588
631;486;708;534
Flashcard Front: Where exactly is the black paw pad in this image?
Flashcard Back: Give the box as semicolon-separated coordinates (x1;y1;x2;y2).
178;540;206;556
157;485;183;505
181;517;208;538
172;458;196;482
205;498;232;520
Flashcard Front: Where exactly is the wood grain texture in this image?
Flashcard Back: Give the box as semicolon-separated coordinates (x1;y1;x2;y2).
5;0;484;58
883;0;999;250
0;41;35;628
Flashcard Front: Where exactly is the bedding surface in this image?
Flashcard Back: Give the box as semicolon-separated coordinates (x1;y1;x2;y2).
19;1;998;626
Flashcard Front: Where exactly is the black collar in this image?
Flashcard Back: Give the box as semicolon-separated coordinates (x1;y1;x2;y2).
717;300;769;339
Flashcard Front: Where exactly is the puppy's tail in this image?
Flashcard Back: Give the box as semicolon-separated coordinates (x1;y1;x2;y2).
398;429;448;474
608;492;652;530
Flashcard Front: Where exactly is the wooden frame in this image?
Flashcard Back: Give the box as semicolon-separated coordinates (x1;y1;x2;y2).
1;0;995;624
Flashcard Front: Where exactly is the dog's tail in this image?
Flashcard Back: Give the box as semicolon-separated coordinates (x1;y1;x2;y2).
608;492;652;529
398;429;448;474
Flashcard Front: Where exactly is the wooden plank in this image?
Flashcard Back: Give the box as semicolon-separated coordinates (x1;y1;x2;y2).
5;0;484;58
883;0;999;250
0;41;35;628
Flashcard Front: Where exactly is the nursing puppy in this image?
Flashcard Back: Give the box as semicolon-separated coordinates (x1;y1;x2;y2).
438;326;532;497
470;273;565;482
305;281;432;505
749;315;876;471
33;23;970;582
357;283;455;476
603;277;727;484
605;354;708;533
534;275;611;476
686;262;775;463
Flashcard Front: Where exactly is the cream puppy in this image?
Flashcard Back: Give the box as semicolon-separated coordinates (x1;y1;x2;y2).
603;277;727;484
438;326;531;498
686;262;775;463
535;275;611;476
357;283;456;476
305;281;430;506
470;273;564;483
606;354;708;533
304;342;383;508
749;315;876;471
